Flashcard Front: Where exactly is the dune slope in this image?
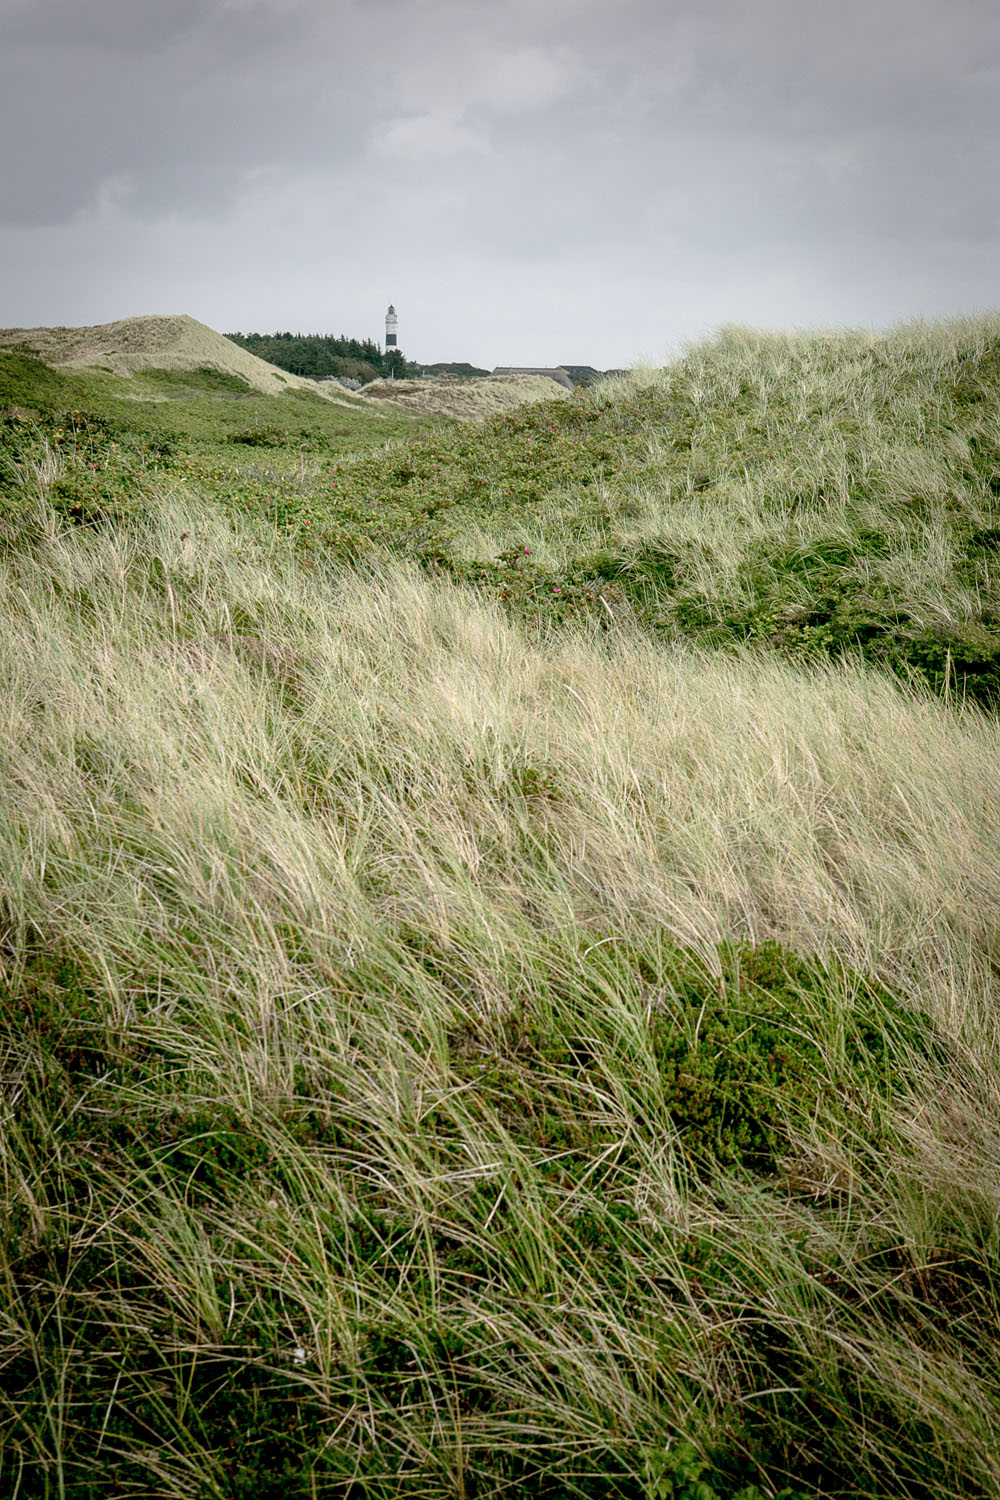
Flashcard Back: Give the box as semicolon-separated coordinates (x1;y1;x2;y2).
0;313;345;399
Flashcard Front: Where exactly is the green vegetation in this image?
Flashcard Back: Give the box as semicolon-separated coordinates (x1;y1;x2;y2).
225;331;414;384
414;362;492;379
311;317;1000;709
2;317;1000;1496
0;348;446;536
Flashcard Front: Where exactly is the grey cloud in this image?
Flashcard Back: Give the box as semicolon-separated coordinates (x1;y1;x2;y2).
3;0;212;50
2;0;325;54
1;0;998;360
0;0;378;224
7;0;995;227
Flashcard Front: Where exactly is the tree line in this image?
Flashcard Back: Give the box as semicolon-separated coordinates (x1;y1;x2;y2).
224;331;412;384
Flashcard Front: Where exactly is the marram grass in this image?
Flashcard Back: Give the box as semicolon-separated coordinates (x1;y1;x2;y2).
1;479;1000;1499
3;317;1000;1497
315;314;1000;710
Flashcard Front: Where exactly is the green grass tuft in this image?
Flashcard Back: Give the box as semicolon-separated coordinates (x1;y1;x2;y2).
3;319;1000;1496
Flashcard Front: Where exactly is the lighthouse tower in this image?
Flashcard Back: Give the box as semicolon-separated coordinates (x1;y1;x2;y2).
385;304;398;351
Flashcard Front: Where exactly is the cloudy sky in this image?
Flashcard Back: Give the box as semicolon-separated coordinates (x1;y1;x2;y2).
1;0;998;368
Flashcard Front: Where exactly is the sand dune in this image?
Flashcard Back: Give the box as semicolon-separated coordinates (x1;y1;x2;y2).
0;313;352;401
0;315;575;420
356;373;571;420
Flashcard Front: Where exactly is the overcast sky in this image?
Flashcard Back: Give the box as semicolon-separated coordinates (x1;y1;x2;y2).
1;0;998;368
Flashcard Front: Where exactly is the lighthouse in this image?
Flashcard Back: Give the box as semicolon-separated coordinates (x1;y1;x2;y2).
385;304;398;350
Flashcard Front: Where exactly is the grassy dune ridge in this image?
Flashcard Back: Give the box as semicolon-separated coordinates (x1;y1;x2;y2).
315;316;1000;707
2;320;1000;1497
0;314;363;399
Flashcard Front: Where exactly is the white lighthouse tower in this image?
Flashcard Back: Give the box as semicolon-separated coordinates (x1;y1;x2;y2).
385;304;398;351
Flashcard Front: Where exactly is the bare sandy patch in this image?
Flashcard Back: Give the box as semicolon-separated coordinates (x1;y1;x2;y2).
0;317;575;422
357;374;571;420
0;314;364;407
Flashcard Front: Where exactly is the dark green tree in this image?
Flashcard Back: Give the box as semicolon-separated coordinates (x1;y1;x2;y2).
224;332;413;383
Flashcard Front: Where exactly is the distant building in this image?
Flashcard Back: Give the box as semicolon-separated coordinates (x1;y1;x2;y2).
385;304;398;350
558;365;600;380
492;365;574;391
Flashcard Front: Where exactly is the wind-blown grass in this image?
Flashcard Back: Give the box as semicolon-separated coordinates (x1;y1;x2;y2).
2;478;1000;1497
8;315;1000;708
314;317;1000;708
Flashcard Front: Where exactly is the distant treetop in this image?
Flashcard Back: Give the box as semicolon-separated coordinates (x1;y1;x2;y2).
225;331;413;383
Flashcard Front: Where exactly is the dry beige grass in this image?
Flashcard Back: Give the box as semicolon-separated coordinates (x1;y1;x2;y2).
4;484;1000;1496
4;489;996;1041
7;321;1000;1497
0;316;573;421
357;373;571;420
0;313;360;404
